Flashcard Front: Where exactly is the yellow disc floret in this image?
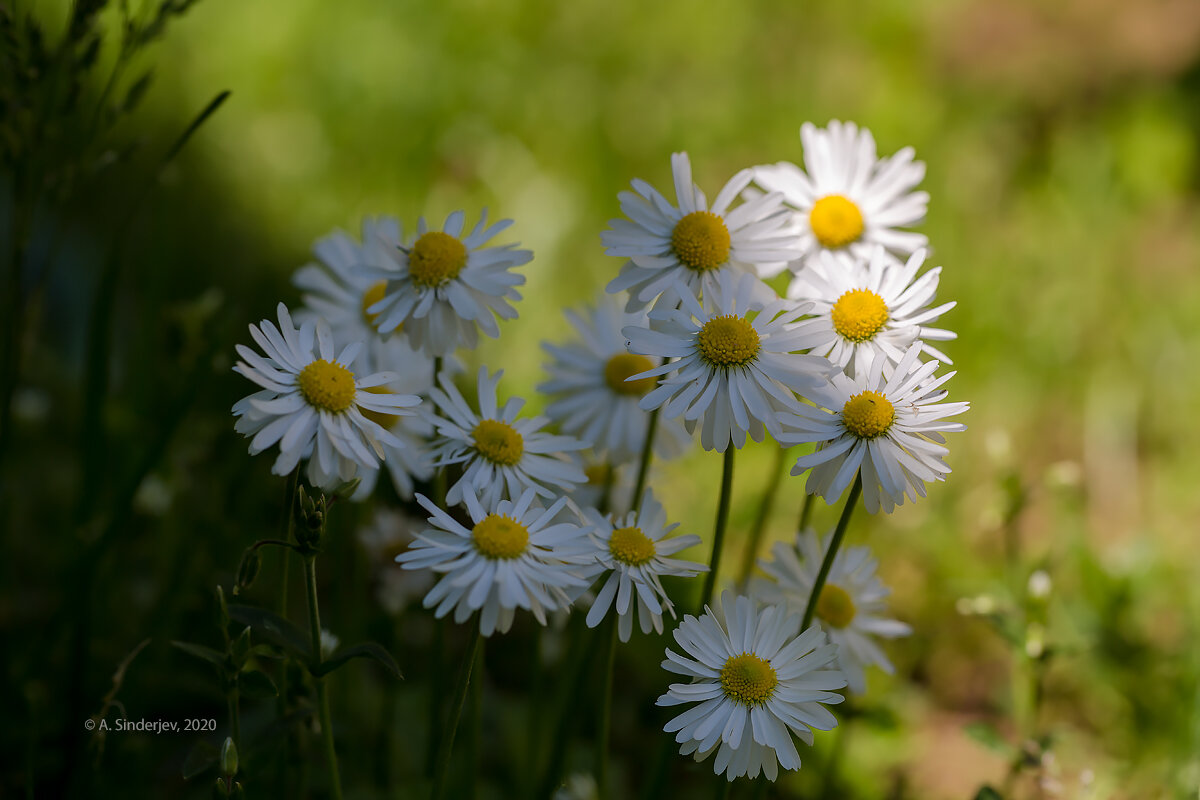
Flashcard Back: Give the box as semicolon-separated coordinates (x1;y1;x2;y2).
408;231;468;288
671;211;731;272
360;280;389;327
604;353;657;396
841;391;895;439
297;359;357;413
719;653;779;706
830;289;889;343
809;195;864;249
471;514;530;560
815;583;857;628
696;315;761;368
359;385;399;430
608;526;656;566
471;419;524;466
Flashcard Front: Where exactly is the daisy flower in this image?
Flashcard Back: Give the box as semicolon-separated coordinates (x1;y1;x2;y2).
231;303;422;489
754;120;928;265
580;490;707;641
358;210;531;356
428;367;588;507
789;247;957;378
396;488;591;636
602;152;802;310
657;592;846;782
539;297;691;463
778;343;969;514
623;271;834;452
753;529;912;694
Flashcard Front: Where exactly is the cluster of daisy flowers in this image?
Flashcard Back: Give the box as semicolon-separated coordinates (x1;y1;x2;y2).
230;119;968;787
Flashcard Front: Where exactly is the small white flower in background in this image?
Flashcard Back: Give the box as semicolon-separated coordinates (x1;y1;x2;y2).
602;152;802;310
778;343;969;514
320;629;340;659
396;488;591;636
623;271;835;452
752;529;912;694
539;297;691;463
427;367;588;508
657;592;846;782
552;773;598;800
569;458;635;516
358;507;436;614
580;490;707;642
755;120;928;266
231;303;422;489
788;247;957;378
358;210;531;356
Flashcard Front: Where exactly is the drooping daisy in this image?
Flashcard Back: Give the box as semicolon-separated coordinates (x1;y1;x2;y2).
754;120;928;265
427;367;588;507
580;490;707;641
778;343;969;514
358;210;531;356
602;152;802;310
396;488;591;636
788;247;957;378
539;297;691;463
752;529;912;694
623;271;835;452
232;303;422;489
657;592;846;782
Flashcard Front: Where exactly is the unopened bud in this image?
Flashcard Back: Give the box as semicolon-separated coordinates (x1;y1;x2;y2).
235;549;262;594
220;736;238;778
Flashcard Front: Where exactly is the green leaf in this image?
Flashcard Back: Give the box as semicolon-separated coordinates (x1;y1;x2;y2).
230;626;252;666
238;669;278;699
227;605;311;664
964;721;1009;754
973;786;1004;800
312;642;402;679
172;641;227;669
182;738;219;780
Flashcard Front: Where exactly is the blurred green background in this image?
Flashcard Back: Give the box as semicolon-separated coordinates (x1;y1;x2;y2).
5;0;1200;797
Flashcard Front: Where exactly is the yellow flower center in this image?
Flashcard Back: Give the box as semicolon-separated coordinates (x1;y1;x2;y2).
841;391;895;439
471;419;524;466
830;289;889;343
696;315;760;368
671;211;731;272
471;514;529;560
608;526;656;566
297;359;357;413
815;583;856;628
809;195;864;249
604;353;657;396
359;385;399;430
408;231;468;288
360;280;389;328
719;653;778;706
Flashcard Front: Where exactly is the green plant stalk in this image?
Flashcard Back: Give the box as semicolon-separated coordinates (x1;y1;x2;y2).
595;617;619;799
798;491;815;532
699;447;736;611
304;556;343;800
431;624;483;800
228;687;241;755
467;638;485;800
631;408;660;508
801;478;862;630
737;445;789;588
276;466;299;795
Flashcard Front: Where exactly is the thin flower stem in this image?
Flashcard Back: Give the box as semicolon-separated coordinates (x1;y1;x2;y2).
737;445;790;588
799;491;815;532
631;408;660;510
276;466;299;795
227;689;241;754
801;478;862;630
431;356;448;507
699;447;736;611
467;638;485;800
431;623;483;800
595;617;619;799
751;775;769;800
304;556;343;800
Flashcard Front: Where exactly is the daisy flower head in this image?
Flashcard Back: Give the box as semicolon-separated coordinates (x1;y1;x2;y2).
358;210;531;357
754;120;928;266
231;303;422;489
396;488;591;636
428;367;588;508
623;271;835;453
539;297;691;463
602;152;802;311
790;246;957;378
753;529;912;694
657;592;846;782
581;490;707;642
778;343;969;514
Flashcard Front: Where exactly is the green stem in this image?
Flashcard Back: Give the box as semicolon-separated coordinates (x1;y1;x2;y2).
595;618;619;799
699;447;736;611
737;446;789;587
798;492;815;532
228;688;241;754
304;556;343;800
467;638;485;800
801;478;862;630
751;775;769;800
536;617;596;800
276;466;299;794
431;624;482;800
631;408;660;511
